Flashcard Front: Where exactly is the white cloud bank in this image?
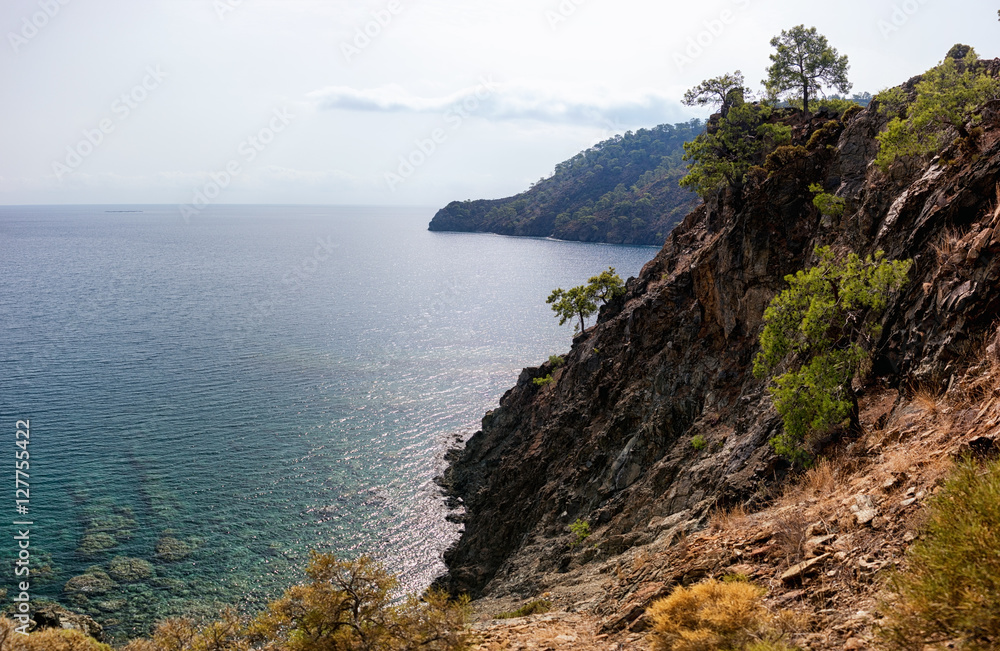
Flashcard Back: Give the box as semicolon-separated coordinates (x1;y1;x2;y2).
307;80;695;127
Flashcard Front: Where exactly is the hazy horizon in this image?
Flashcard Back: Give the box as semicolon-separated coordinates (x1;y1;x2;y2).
3;0;997;208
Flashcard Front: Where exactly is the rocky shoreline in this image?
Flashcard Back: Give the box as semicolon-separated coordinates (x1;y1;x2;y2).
437;61;1000;612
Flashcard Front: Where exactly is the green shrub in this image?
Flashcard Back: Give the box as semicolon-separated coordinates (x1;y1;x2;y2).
805;120;841;149
753;247;911;463
680;102;791;197
808;183;846;218
876;46;1000;170
691;435;708;452
548;355;565;368
763;145;808;172
879;456;1000;649
496;600;552;619
532;374;554;387
117;554;470;651
569;519;590;546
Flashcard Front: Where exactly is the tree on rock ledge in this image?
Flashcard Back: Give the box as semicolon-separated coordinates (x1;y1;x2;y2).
763;25;851;114
547;267;625;334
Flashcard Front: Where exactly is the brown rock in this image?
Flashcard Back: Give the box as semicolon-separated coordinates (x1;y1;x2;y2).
781;553;831;583
30;603;104;642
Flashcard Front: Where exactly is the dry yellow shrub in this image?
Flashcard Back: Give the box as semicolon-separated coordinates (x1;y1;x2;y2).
647;579;769;651
0;621;111;651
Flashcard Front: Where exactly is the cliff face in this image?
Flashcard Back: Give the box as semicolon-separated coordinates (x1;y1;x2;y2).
439;69;1000;599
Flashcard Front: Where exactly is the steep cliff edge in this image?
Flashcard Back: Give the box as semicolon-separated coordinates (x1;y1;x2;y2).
439;62;1000;602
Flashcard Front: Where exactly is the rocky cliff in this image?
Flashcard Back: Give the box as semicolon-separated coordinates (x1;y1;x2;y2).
439;61;1000;601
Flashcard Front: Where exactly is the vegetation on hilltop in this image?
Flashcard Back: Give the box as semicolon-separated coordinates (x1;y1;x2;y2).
763;25;852;113
428;121;704;245
876;45;1000;170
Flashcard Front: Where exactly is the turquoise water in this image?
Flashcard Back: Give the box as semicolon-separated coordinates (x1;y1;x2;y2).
0;205;657;639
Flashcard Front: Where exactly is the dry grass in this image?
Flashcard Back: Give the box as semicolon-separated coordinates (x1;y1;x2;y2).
772;511;809;565
930;226;966;268
912;387;944;417
776;457;843;514
802;458;839;494
709;504;749;533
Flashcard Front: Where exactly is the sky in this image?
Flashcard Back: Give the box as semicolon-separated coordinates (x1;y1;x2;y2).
1;0;997;208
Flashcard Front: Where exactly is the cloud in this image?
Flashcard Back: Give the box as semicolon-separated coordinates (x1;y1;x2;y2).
307;80;693;127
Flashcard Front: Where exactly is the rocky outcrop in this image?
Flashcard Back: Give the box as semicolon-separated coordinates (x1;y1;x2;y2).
30;603;105;641
439;63;1000;599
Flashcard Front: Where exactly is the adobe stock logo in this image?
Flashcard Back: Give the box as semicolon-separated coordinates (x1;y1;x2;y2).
672;0;752;72
545;0;587;31
384;76;497;192
8;0;71;55
179;108;293;223
52;66;167;181
877;0;930;39
341;0;404;62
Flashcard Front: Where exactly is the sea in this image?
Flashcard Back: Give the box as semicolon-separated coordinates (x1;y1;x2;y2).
0;204;658;640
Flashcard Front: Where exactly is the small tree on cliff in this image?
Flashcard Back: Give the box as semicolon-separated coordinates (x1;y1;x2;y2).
547;267;624;333
683;71;748;112
753;247;911;464
763;25;851;113
875;45;1000;170
679;101;791;198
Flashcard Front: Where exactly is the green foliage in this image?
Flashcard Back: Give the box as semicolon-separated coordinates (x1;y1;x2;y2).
569;519;591;546
753;247;911;463
251;553;470;651
879;456;1000;649
785;97;858;116
763;145;808;173
764;25;851;113
496;600;552;620
808;183;846;218
430;121;704;245
547;267;625;333
532;374;554;387
588;267;627;304
876;46;1000;170
547;285;598;333
114;554;470;651
548;355;565;368
680;102;792;197
691;435;708;452
683;71;748;109
805;121;841;149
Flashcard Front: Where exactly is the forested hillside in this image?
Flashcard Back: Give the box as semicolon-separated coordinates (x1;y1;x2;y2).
428;121;704;245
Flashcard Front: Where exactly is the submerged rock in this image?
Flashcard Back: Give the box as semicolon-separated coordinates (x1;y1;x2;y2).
155;535;192;561
77;532;118;554
64;568;116;596
107;556;154;582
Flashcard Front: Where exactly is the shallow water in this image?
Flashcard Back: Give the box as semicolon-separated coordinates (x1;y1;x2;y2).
0;204;658;639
